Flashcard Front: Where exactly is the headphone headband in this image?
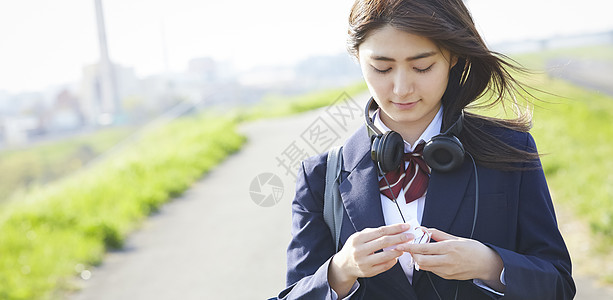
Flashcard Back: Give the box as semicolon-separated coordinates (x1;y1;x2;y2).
365;97;382;138
442;110;464;137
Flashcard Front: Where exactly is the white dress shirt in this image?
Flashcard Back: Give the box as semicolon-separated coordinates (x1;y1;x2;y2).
373;106;443;283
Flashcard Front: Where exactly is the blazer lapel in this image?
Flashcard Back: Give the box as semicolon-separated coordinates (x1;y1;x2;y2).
337;125;419;299
338;125;385;232
413;159;473;285
421;159;473;232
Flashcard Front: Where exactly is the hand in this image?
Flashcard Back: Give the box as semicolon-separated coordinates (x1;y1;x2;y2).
395;228;504;290
328;223;414;297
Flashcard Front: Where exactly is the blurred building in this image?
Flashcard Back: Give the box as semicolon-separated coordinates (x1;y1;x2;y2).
0;92;45;146
237;53;362;94
43;89;84;132
294;54;362;89
80;63;139;126
1;116;39;146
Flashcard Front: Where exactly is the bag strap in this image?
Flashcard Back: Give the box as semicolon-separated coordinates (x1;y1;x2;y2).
323;145;344;253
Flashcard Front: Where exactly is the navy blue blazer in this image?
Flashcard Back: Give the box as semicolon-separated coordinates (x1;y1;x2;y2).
277;124;575;299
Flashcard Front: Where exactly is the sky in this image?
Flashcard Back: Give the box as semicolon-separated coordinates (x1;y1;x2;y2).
0;0;612;94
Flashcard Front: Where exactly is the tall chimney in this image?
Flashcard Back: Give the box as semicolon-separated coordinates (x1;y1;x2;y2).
94;0;121;122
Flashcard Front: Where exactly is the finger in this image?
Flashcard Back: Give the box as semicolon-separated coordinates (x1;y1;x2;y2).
412;253;468;280
354;223;411;244
361;232;414;254
367;256;399;276
411;253;445;271
364;249;404;266
393;242;414;252
428;228;459;242
394;240;446;255
361;250;403;277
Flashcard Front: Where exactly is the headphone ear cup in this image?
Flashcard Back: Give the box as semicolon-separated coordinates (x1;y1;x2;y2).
423;135;465;172
376;131;404;173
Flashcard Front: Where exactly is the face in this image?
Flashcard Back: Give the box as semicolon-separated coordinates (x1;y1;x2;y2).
358;25;456;138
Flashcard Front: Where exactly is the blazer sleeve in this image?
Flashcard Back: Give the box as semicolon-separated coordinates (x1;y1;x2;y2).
277;157;363;300
486;133;576;299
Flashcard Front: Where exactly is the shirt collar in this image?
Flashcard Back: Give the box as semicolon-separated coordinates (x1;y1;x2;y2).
373;106;443;152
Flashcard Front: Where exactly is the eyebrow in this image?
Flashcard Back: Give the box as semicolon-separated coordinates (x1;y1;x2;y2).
370;51;437;62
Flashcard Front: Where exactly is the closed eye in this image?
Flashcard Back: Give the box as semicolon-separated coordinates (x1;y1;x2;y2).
372;66;392;74
414;64;434;73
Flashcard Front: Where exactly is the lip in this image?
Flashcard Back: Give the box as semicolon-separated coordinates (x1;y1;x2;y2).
392;100;419;110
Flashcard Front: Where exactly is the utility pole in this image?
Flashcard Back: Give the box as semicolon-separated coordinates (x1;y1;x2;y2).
94;0;121;124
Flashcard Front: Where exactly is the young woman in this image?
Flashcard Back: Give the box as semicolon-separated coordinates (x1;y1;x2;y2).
276;0;575;299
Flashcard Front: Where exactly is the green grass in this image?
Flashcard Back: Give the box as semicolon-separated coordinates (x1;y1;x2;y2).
529;76;613;239
0;127;135;203
0;83;367;299
0;115;246;299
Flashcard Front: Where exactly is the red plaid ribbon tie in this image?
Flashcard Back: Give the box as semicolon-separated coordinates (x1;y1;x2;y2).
378;143;431;204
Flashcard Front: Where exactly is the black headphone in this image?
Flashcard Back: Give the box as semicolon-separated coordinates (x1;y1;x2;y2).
364;97;465;174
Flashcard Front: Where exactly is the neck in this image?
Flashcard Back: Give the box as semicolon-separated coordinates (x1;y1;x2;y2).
380;104;441;146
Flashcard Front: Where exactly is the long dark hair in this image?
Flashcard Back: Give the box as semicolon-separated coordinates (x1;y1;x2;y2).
348;0;539;170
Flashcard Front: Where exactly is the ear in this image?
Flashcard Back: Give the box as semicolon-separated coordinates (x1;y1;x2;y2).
450;54;459;68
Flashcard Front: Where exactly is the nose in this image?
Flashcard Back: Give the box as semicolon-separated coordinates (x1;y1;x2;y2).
392;70;414;98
